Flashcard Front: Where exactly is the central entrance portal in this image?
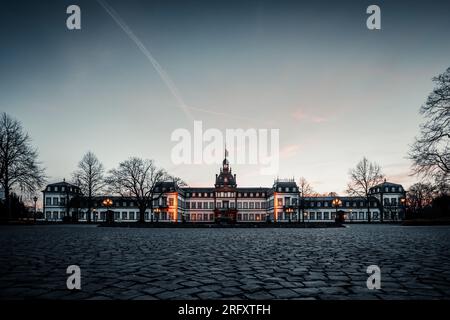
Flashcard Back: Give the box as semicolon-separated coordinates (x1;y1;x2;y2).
214;209;237;224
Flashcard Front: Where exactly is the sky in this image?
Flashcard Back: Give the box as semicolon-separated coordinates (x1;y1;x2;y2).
1;0;450;196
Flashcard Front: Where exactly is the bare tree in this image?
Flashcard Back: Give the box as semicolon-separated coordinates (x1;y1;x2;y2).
106;157;176;223
298;177;314;222
347;157;384;222
0;113;46;220
327;192;338;197
407;182;435;214
409;67;450;187
72;151;105;223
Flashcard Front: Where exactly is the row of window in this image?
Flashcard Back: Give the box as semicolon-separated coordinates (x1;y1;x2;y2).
305;200;378;208
371;186;403;194
46;186;80;193
44;211;174;221
304;211;378;220
187;201;267;209
45;197;177;208
238;213;266;221
187;213;267;221
276;187;297;193
383;198;398;206
44;210;386;221
186;191;267;198
45;197;68;206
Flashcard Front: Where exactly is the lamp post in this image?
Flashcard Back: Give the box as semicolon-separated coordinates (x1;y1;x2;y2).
332;198;342;222
102;198;113;223
286;207;293;223
400;197;406;220
33;196;38;223
154;207;161;222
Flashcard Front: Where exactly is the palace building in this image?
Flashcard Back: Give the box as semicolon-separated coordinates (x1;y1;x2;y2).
41;157;406;223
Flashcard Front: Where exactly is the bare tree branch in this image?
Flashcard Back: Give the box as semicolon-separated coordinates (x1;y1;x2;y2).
72;151;105;222
106;157;179;223
409;67;450;189
0;113;46;220
346;157;384;222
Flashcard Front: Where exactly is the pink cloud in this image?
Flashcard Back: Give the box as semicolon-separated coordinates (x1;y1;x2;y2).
292;108;328;123
280;144;302;158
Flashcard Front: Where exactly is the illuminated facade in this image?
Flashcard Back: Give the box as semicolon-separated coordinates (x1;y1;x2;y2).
41;158;406;223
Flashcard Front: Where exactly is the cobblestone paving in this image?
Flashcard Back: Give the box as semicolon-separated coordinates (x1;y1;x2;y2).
0;224;450;300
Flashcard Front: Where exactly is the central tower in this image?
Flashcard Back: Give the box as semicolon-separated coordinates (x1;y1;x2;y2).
214;149;238;223
214;153;237;188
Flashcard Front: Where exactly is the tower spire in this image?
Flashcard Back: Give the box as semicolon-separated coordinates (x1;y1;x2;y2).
224;143;228;160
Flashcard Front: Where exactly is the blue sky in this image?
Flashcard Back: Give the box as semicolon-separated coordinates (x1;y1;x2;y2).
1;0;450;194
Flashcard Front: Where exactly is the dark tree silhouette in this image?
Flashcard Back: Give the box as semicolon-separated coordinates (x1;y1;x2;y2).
347;157;384;222
106;157;182;223
409;67;450;188
0;113;46;220
72;151;105;223
297;177;314;222
406;182;435;217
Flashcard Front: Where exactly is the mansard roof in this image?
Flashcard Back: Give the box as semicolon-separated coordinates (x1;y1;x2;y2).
273;179;298;188
45;181;78;188
43;180;81;193
373;181;403;188
182;187;215;193
236;187;270;192
369;181;404;194
154;181;179;193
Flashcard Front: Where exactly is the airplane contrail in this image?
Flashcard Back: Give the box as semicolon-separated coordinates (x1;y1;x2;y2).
186;105;274;126
97;0;194;122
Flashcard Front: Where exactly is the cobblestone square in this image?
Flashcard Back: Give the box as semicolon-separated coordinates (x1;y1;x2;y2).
1;224;450;300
